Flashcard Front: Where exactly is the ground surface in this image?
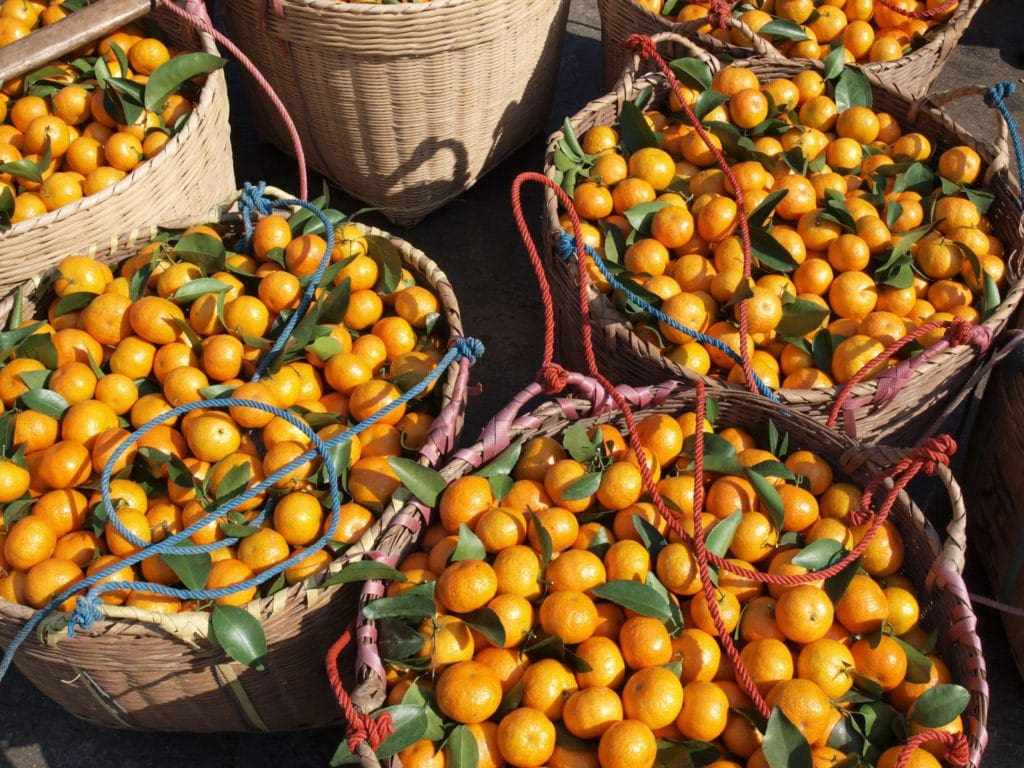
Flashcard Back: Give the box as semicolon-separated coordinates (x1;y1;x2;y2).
3;0;1024;765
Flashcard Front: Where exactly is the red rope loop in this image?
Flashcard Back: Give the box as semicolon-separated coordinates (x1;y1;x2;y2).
707;0;735;29
325;625;397;755
896;730;970;768
913;434;957;475
944;317;978;347
874;0;959;21
539;362;571;393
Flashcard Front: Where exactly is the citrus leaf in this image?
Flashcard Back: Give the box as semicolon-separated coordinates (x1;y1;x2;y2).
210;604;267;670
219;521;261;538
646;570;684;633
833;67;872;111
791;538;847;569
476;436;525;479
169;278;230;304
211;460;251;505
377;618;428;663
812;329;838;373
751;225;800;272
892;162;935;196
51;291;98;317
489;474;513;503
584;525;614;559
144;52;225;112
856;700;901;751
909;684;969;728
693;89;729;121
633;514;668;561
983;272;1000;320
962;185;995;216
763;707;813;768
668;57;713;91
560;471;601;501
160;547;212;592
321;561;405;588
563;422;598;463
825;555;863;605
823;44;846;80
706;510;743;557
758;18;810;40
451;523;486;562
749;189;788;228
17;389;68;419
618;101;662;155
682;432;743;476
388;456;446;506
623;200;669;234
446;723;480;768
745;467;785;533
362;593;436;622
589;579;674;623
366;235;403;296
173;232;226;273
528;509;554;572
776;296;830;339
562;116;587;158
316;276;353;326
892;635;934;684
462;607;507;648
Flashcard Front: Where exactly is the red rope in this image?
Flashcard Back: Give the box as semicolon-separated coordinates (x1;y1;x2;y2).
896;730;970;768
325;624;396;755
621;34;759;395
707;0;734;29
874;0;960;21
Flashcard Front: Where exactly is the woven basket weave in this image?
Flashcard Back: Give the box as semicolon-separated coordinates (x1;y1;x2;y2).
220;0;570;228
597;0;985;96
0;197;472;732
0;2;235;295
340;376;986;768
542;41;1024;446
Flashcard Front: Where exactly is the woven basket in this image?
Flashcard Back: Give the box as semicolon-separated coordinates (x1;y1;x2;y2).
965;345;1024;679
597;0;985;97
219;0;571;228
0;1;236;294
0;195;472;732
542;39;1024;446
339;375;986;767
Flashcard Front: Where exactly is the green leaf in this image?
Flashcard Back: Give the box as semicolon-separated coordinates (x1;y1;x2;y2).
706;511;743;557
589;579;675;624
211;459;251;505
560;472;601;501
451;524;486;562
744;467;784;532
833;67;872;111
446;723;480;768
51;291;98;317
823;44;846;80
104;77;146;127
462;607;507;648
776;296;830;340
528;509;554;572
682;432;744;476
822;189;858;231
210;605;267;670
623;201;669;235
983;272;1000;320
476;437;525;479
562;116;587;158
316;276;353;326
377;618;427;662
693;90;729;121
168;277;230;304
362;593;436;622
668;57;713;91
0;158;44;184
321;561;405;588
618;101;662;155
909;684;969;728
856;700;902;754
173;232;226;273
892;162;935;196
811;329;838;373
160;548;212;592
17;389;68;419
824;555;863;604
791;538;847;569
763;707;813;768
892;635;934;684
751;226;800;272
488;474;514;503
873;251;916;289
366;234;404;296
144;52;226;112
388;457;446;506
219;521;262;538
962;185;995;216
563;422;598;464
758;19;810;40
633;515;668;562
331;705;429;766
749;189;789;229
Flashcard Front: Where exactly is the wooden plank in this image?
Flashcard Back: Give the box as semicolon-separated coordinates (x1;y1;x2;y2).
0;0;155;85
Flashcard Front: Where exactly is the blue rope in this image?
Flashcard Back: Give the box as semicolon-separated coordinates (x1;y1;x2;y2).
556;232;779;401
984;82;1024;212
0;336;485;683
235;181;276;253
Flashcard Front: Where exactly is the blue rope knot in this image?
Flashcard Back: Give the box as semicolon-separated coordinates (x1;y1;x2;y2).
66;594;104;638
556;230;579;263
239;181;276;218
454;337;486;365
984;81;1016;108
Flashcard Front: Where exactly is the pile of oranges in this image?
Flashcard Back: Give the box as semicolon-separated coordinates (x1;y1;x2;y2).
0;212;449;615
558;61;1006;390
372;412;967;768
642;0;961;64
0;18;221;224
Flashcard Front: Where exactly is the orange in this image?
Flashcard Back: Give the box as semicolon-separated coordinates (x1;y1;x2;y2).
574;635;627;690
492;544;543;600
538;588;598;645
4;515;57;571
739;636;794;696
23;557;83;610
851;518;905;576
0;457;30;503
655;541;700;597
835;573;889;634
675;680;729;741
514;435;567;482
729;510;778;564
764;678;833;745
798;637;856;699
236;527;290;575
543;458;594;514
603;538;650;583
496;707;556;767
252;214;292;259
690;586;741;637
628;147;676;191
104;508;151;557
621;665;684;730
129;295;186;345
205;557;257;607
774;583;834;643
473;506;527;553
520;658;579;720
937;145;981;185
831;334;887;385
36;439;92;490
562;686;624;739
435;558;497;614
597;719;657;768
416;614;474;667
29;488;88;537
85;554;135;605
850;633;908;691
618;615;673;668
876;746;941;768
545;548;606;593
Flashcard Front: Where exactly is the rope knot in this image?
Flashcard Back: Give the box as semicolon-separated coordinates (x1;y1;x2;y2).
454;336;486;365
707;0;734;28
914;434;957;475
67;594;104;637
985;81;1016;108
622;33;659;59
239;180;276;218
556;230;576;263
539;363;570;393
944;317;976;347
346;710;396;755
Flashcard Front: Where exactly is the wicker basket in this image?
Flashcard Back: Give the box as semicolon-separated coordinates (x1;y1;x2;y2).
965;344;1024;679
597;0;985;96
219;0;571;228
0;194;472;732
338;376;986;767
0;0;236;294
542;38;1024;446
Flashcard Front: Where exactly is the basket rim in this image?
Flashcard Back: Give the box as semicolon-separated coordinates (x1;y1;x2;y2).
541;66;1023;411
0;19;225;242
0;198;469;641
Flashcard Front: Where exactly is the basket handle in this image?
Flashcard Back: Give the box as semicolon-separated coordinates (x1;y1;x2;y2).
675;12;785;59
610;30;721;97
0;0;154;83
912;81;1024;202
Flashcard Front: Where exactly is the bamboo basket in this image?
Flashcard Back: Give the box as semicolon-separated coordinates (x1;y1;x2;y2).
339;376;986;768
0;194;472;732
597;0;985;96
219;0;571;228
965;343;1024;679
542;36;1024;446
0;0;236;293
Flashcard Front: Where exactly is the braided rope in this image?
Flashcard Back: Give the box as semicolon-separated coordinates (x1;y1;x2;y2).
874;0;960;20
984;82;1024;211
896;729;970;768
326;625;396;756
